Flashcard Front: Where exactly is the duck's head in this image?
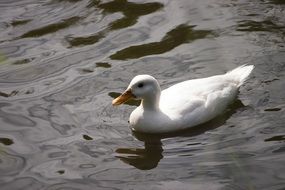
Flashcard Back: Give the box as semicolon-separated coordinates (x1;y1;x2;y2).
112;75;161;106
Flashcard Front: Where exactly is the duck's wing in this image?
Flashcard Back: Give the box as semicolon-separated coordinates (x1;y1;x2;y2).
160;75;239;117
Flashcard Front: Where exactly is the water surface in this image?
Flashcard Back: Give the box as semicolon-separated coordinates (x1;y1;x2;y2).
0;0;284;189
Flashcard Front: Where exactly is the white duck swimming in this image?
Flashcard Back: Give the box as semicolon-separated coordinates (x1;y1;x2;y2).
112;65;254;133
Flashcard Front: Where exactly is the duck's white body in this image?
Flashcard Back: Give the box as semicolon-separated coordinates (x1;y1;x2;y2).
113;65;254;133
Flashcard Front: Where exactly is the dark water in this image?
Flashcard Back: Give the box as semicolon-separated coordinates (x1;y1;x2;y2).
0;0;285;189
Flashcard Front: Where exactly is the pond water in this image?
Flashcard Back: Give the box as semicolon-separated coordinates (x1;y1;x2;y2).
0;0;285;189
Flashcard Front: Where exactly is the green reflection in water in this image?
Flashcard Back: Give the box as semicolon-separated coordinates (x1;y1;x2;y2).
0;90;18;98
237;20;285;32
264;107;281;112
83;134;93;141
99;0;163;30
110;24;211;60
0;53;6;64
57;170;65;175
268;0;285;4
67;32;104;47
265;135;285;142
11;19;31;27
68;0;163;47
0;138;14;146
95;62;111;68
20;16;81;38
12;58;35;65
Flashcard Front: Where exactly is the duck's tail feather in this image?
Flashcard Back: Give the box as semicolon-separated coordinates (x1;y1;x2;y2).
226;64;254;87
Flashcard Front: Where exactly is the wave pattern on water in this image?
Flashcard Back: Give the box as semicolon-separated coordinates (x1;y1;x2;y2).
0;0;284;189
110;24;212;60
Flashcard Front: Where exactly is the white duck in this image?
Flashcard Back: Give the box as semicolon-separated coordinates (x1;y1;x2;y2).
112;65;254;133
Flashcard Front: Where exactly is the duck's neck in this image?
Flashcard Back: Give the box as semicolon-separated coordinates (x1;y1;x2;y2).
141;91;161;111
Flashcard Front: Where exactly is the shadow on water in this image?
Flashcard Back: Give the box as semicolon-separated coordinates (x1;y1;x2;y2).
67;0;163;47
110;24;212;60
116;99;245;170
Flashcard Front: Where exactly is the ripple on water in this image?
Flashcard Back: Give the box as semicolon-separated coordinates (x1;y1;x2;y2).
47;151;70;159
67;0;163;47
0;102;36;128
0;0;284;189
1;177;44;190
0;151;25;178
0;39;47;59
44;76;106;103
31;159;82;179
44;181;97;190
110;24;212;60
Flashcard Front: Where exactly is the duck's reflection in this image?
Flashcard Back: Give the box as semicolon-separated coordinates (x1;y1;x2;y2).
116;99;245;170
116;133;163;170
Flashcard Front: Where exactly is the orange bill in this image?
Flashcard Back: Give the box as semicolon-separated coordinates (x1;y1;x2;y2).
112;89;135;106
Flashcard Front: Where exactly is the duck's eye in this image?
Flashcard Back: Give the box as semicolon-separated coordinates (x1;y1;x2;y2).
137;83;144;88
